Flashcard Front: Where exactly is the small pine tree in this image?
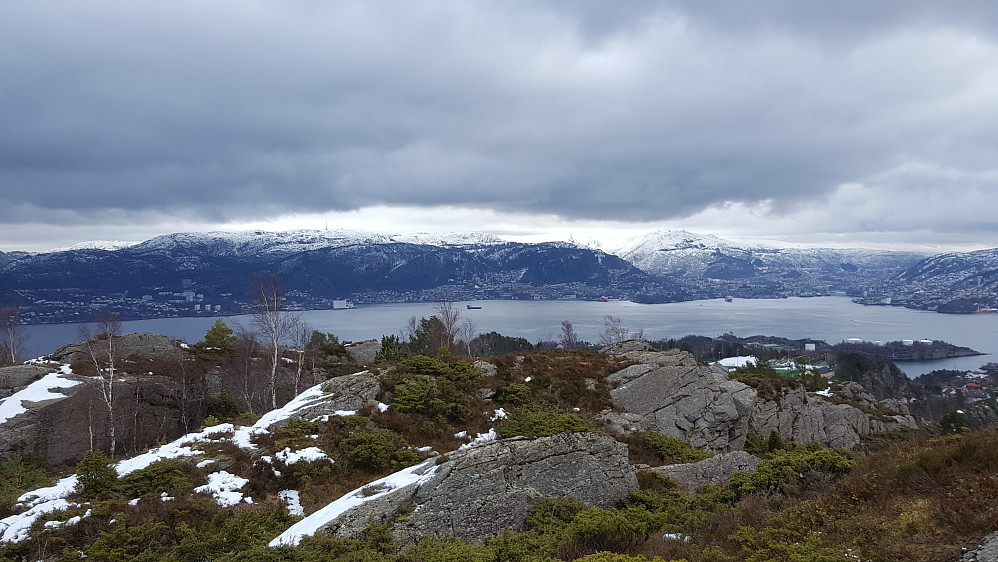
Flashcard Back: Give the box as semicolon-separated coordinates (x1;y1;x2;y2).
75;449;118;500
196;319;237;358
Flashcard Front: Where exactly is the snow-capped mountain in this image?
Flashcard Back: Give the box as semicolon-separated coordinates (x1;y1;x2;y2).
0;230;656;322
877;248;998;312
615;230;926;292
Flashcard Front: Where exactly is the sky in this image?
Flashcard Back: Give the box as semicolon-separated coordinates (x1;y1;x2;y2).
3;1;998;254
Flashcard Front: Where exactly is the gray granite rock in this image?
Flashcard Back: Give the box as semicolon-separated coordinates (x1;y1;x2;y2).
647;451;762;493
319;432;637;545
344;340;380;366
608;349;756;452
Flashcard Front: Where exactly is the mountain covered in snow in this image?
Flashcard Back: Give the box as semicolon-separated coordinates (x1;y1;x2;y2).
0;230;658;322
614;229;926;296
868;247;998;312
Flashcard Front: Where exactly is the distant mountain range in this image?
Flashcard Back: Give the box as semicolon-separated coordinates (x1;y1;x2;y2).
0;228;995;322
614;230;925;295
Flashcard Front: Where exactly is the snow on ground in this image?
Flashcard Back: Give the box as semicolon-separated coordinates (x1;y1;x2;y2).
275;447;329;465
194;471;250;507
18;476;77;507
115;423;234;476
491;408;507;420
459;428;498;450
270;459;440;547
278;490;304;517
0;499;75;543
231;377;359;448
0;371;81;425
815;388;834;397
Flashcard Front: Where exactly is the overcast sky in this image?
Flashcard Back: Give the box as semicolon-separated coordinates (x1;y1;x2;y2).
3;1;998;253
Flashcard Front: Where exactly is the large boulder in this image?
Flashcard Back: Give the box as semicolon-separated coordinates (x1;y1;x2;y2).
344;340;380;366
607;348;757;452
646;451;762;493
318;432;637;545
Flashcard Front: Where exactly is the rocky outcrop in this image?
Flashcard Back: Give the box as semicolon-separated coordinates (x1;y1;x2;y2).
0;373;198;465
0;365;52;399
49;332;185;364
602;344;916;451
606;347;757;452
319;432;637;545
344;340;380;366
750;382;918;450
646;451;762;493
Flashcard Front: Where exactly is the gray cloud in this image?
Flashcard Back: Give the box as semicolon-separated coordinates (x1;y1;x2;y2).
1;1;997;245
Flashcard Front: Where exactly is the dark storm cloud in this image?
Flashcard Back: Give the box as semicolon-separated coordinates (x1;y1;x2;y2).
1;1;996;235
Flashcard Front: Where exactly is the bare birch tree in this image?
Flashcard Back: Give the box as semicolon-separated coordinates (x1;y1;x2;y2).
0;305;29;365
458;317;479;356
433;297;461;352
79;309;122;458
599;315;641;347
288;317;312;397
250;272;296;409
560;320;579;349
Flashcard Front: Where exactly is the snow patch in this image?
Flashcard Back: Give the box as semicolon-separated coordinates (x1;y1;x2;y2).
490;408;508;421
279;490;304;517
0;372;81;425
195;471;249;507
0;498;75;543
275;447;330;465
270;459;439;547
716;356;758;369
459;428;498;450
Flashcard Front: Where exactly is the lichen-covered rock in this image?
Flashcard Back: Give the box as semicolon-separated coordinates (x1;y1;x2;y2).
608;349;756;452
344;340;380;366
319;432;637;545
647;451;762;493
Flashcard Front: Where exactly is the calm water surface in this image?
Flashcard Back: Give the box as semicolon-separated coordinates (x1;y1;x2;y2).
23;297;998;377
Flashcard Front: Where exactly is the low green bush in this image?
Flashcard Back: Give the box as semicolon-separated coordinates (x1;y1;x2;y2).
526;496;588;535
566;507;665;553
0;454;50;510
726;447;855;500
391;375;471;422
341;429;420;473
497;404;595;438
494;383;532;406
75;450;118;501
118;459;200;499
641;433;711;464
